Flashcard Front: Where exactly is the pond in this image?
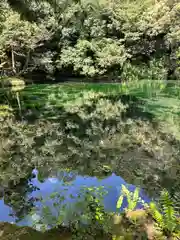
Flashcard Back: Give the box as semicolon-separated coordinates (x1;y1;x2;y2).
0;80;179;227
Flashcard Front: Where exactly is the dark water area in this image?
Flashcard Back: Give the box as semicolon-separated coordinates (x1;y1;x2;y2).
0;81;179;227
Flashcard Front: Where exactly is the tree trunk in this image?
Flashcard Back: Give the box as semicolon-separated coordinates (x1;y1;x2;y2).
11;47;16;74
22;50;30;73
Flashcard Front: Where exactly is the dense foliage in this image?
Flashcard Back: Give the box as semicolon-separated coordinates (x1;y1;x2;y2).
0;0;179;81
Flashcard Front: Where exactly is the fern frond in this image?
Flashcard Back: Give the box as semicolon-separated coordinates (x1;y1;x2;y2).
172;192;180;213
160;190;178;233
160;190;176;220
149;202;164;228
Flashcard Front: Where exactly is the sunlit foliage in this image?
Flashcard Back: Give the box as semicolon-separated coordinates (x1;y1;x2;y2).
0;0;179;80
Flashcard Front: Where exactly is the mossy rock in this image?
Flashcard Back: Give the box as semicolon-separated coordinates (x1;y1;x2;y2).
0;77;25;87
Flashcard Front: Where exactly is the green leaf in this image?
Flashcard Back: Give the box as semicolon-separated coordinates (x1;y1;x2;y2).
117;195;124;209
150;202;164;228
121;185;130;196
133;188;139;202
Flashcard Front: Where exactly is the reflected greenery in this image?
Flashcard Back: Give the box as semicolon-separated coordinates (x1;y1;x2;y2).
0;80;180;221
30;185;180;239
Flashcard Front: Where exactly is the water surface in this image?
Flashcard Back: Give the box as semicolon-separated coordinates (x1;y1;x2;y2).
0;80;179;225
0;169;150;227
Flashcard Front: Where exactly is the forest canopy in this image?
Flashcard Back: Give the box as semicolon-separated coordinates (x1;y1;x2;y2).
0;0;180;81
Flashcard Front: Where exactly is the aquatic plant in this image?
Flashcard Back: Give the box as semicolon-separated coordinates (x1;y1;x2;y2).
116;185;140;212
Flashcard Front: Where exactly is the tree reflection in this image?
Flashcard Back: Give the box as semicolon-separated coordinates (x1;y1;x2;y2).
0;83;179;220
